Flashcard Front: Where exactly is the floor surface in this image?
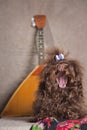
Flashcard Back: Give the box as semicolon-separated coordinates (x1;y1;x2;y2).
0;117;33;130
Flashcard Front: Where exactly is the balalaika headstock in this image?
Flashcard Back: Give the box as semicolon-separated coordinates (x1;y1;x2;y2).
31;15;46;29
31;15;46;65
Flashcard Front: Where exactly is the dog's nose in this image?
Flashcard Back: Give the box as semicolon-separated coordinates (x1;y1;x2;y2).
58;64;65;71
58;63;68;71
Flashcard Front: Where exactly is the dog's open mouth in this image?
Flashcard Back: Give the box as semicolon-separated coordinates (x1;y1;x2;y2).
56;76;67;88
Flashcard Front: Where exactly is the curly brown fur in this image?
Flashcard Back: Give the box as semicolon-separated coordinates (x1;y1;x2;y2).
30;48;87;122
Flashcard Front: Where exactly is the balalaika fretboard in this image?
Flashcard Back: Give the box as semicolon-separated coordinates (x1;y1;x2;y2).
37;28;44;65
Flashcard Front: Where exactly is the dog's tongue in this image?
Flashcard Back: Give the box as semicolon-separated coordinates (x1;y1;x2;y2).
58;77;67;88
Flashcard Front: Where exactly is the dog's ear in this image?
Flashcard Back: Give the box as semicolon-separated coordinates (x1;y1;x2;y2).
70;60;83;83
40;65;50;80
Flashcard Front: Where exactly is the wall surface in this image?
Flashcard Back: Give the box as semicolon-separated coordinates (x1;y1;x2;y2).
0;0;87;112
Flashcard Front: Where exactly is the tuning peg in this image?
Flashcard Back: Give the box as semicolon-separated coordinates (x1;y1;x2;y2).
31;17;34;22
32;22;36;27
31;17;36;27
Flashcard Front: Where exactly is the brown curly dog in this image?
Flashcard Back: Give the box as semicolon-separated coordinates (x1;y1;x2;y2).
30;48;87;122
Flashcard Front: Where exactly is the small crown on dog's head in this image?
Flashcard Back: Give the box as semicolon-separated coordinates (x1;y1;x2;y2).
55;53;64;61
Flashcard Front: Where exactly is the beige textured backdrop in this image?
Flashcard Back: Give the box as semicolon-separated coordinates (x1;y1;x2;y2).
0;0;87;112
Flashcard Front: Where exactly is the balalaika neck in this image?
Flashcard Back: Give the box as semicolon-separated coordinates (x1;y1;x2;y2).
37;28;44;65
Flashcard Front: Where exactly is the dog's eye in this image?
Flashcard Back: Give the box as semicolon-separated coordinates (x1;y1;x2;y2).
68;76;71;80
55;70;58;75
68;75;72;81
46;72;50;76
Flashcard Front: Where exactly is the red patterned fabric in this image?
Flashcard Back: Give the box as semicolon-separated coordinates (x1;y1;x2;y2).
30;117;87;130
56;118;87;130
